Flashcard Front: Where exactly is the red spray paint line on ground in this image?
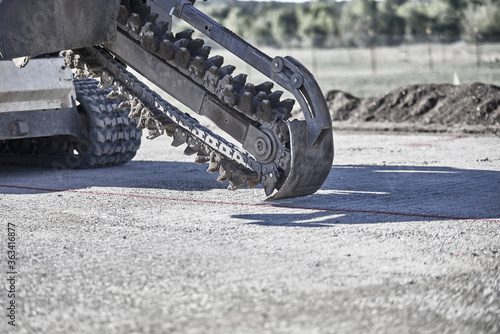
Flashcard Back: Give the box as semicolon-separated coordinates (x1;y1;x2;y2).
407;136;466;147
1;184;499;223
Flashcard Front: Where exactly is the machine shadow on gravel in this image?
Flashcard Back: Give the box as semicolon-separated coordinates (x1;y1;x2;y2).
0;160;227;193
234;165;500;226
1;162;499;226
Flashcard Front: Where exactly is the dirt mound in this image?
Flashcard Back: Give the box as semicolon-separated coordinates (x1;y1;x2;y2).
326;83;500;135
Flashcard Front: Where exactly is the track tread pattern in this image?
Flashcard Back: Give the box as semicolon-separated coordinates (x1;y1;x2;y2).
73;78;142;168
0;78;142;169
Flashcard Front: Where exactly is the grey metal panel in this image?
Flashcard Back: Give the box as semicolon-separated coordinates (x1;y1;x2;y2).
0;107;86;141
0;58;76;113
0;0;120;59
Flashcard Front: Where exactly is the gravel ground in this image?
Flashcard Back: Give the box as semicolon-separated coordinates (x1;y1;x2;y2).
1;131;499;334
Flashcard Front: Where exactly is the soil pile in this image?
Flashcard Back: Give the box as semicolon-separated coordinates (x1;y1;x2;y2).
326;83;500;135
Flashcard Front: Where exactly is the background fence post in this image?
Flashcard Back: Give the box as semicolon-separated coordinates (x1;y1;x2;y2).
369;29;376;75
426;27;433;71
475;27;482;68
440;33;447;63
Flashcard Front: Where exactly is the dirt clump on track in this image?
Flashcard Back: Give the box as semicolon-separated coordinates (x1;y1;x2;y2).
326;83;500;135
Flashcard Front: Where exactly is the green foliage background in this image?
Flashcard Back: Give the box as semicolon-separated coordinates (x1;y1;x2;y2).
196;0;500;47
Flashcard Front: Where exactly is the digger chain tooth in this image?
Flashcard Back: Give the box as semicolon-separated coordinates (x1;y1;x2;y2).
157;0;334;199
63;0;333;199
64;46;269;192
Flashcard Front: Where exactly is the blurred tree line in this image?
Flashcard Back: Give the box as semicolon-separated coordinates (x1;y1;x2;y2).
196;0;500;47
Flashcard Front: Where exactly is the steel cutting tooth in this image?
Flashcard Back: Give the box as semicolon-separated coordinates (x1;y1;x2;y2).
220;65;236;77
279;98;295;109
155;21;170;37
115;83;129;98
256;81;274;94
118;5;129;26
277;99;295;118
171;128;188;147
219;74;233;87
98;71;114;89
70;53;82;69
147;129;162;140
150;108;174;127
199;144;211;157
138;104;153;126
187;137;204;150
74;68;84;80
140;31;157;53
183;146;197;156
158;40;174;60
255;100;275;123
186;38;205;52
119;100;131;110
172;38;189;50
218;76;236;106
206;55;224;68
205;66;220;91
194;45;211;59
256;91;268;101
174;47;191;69
162;122;176;136
262;172;278;197
219;84;236;106
233;73;247;88
246;171;260;189
275;107;291;120
162;31;175;41
227;169;247;190
176;29;194;40
141;21;154;34
217;166;229;182
82;58;103;74
188;56;206;81
145;114;161;133
137;117;147;129
60;50;72;64
227;181;242;191
126;13;142;39
243;83;256;96
127;98;143;118
149;12;159;25
237;91;255;116
268;90;284;104
195;153;210;164
107;89;121;100
207;152;221;173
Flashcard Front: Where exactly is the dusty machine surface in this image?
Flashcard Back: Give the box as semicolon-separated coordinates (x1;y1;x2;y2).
0;0;334;199
0;57;142;168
